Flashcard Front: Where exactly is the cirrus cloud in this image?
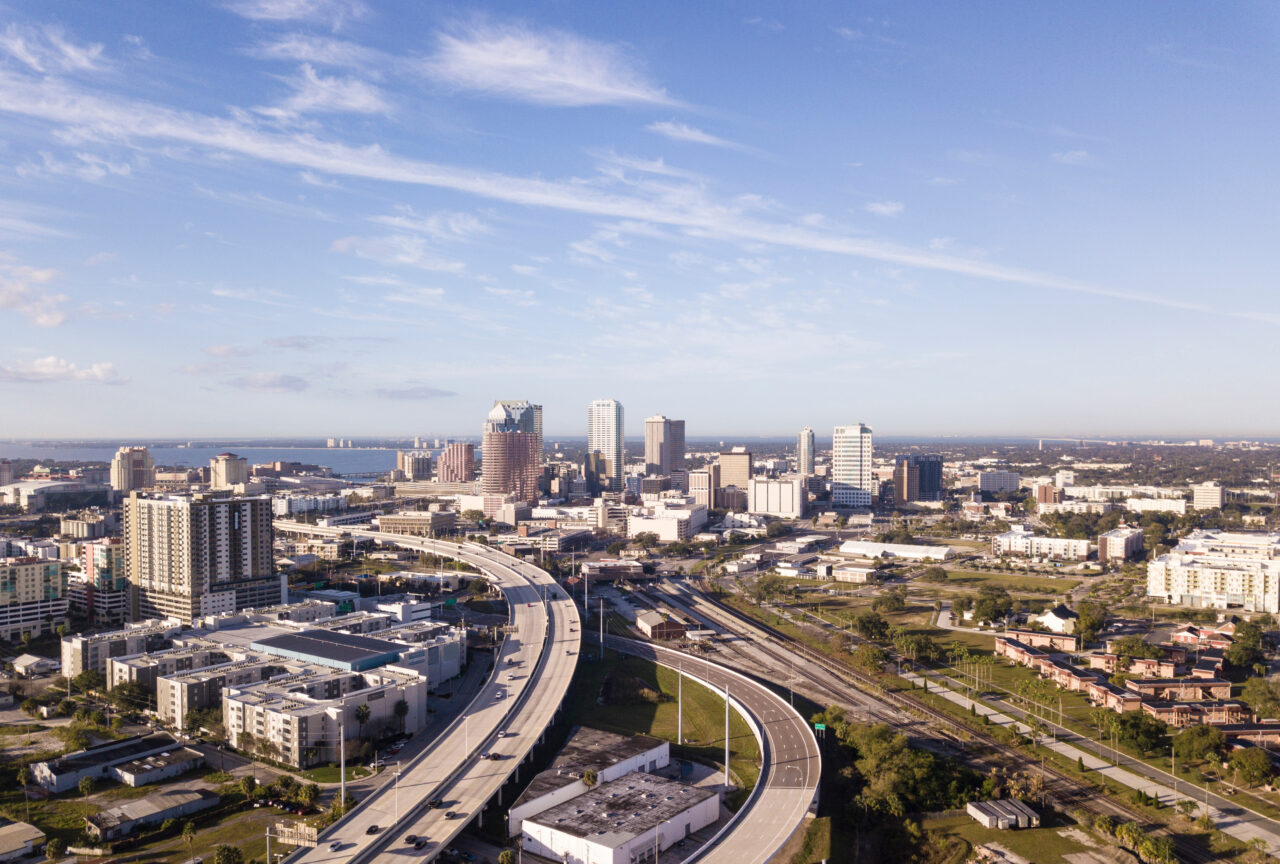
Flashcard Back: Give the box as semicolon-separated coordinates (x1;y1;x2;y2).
229;372;310;392
0;355;127;384
375;384;457;400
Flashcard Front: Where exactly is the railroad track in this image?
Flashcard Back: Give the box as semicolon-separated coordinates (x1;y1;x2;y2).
688;582;1217;864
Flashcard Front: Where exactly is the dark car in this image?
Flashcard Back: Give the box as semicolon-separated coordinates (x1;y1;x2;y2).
414;840;428;850
427;797;443;808
404;835;418;844
445;811;458;819
366;825;380;835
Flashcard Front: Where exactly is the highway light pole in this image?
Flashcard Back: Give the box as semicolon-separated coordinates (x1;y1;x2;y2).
724;683;730;790
677;663;683;745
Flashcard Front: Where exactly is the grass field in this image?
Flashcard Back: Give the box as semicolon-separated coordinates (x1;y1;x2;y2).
943;570;1082;593
563;649;760;793
301;764;372;783
920;812;1094;864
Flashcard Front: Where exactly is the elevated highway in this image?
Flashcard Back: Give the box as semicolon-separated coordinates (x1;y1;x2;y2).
604;637;820;864
275;522;579;862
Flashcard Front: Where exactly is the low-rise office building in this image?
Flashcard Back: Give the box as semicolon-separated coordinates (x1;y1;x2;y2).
522;773;718;864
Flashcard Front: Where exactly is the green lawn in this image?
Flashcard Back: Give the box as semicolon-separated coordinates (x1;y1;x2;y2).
563;649;761;793
0;724;44;737
920;812;1094;864
300;764;371;784
943;570;1081;593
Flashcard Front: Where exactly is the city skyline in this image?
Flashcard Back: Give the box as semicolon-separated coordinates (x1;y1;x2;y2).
3;3;1280;437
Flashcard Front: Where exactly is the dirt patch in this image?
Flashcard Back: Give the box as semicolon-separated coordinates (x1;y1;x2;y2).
1057;827;1098;848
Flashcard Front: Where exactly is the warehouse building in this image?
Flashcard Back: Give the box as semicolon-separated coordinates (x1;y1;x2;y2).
31;733;182;793
521;773;718;864
0;819;45;862
508;728;669;837
86;789;219;841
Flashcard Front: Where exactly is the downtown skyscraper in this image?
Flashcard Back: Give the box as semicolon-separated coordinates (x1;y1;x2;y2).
481;403;540;504
588;399;624;491
796;426;815;475
831;424;874;507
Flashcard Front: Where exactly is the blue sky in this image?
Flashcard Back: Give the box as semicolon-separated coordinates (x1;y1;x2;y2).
1;1;1278;439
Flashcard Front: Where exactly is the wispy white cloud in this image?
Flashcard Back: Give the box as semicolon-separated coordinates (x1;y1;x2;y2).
424;20;676;107
865;200;904;216
0;257;68;326
646;120;743;150
205;344;255;358
744;17;785;33
367;208;489;241
225;0;367;28
0;24;103;74
0;355;127;384
1051;149;1089;165
0;66;1273;326
228;371;310;392
483;284;536;306
17;150;133;182
332;234;466;272
375;383;456;400
254;33;379;68
255;63;388;119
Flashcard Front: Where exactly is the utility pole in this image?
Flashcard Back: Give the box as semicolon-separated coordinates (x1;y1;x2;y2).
677;664;683;745
599;598;605;648
724;683;730;790
339;712;346;811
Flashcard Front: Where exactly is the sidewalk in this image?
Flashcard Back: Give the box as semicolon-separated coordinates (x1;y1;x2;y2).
903;669;1280;855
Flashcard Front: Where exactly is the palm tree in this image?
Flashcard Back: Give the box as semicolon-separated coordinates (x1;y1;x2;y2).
16;765;30;823
182;821;197;862
393;699;409;735
355;704;371;741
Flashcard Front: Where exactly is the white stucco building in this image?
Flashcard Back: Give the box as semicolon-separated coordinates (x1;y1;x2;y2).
747;476;806;519
1147;530;1280;614
992;525;1091;560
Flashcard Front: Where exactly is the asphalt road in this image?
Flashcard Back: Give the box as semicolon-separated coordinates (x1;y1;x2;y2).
603;636;819;864
274;527;580;864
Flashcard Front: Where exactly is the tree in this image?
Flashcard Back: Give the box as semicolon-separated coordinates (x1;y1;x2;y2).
44;838;65;861
918;566;948;584
1173;725;1225;764
972;586;1013;625
582;768;597;787
110;680;149;713
461;510;485;524
1226;619;1265;669
469;578;489;598
393;699;409;734
765;521;792;539
606;541;627;556
78;776;94;799
299;783;320;807
1075;601;1107;645
355;703;371;740
872;588;907;614
72;669;105;693
498;852;515;864
16;765;30;823
1111;635;1162;663
1231;747;1273;787
1114;712;1169;755
851;644;888;673
239;775;257;799
851;610;889;642
633;532;661;551
182;821;197;862
212;845;244;864
1242;676;1280;719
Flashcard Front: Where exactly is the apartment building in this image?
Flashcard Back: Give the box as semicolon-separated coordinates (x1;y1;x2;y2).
61;621;182;679
0;558;68;641
978;471;1021;494
436;443;475;483
124;492;281;623
1098;527;1145;563
1147;530;1280;613
992;525;1091;560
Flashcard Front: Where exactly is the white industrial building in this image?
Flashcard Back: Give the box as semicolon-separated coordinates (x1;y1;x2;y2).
521;772;718;864
508;728;670;837
747;476;806;519
1126;497;1187;515
626;499;707;543
839;540;955;561
978;471;1021;494
992;526;1091;560
1147;530;1280;614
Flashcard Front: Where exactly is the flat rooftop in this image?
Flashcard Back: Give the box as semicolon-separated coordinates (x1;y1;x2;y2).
115;747;204;776
43;733;179;777
528;772;714;846
516;727;666;806
252;629;404;668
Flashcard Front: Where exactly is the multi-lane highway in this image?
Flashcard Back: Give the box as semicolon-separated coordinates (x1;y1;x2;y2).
275;524;580;863
605;636;820;864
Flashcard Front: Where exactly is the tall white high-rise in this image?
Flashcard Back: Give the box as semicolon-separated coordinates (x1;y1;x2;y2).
110;446;155;492
797;426;815;476
588;399;625;491
831;424;873;507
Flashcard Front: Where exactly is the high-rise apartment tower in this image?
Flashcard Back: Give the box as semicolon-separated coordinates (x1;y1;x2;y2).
587;400;625;491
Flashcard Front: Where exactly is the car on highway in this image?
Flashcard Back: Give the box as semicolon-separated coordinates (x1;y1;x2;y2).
445;811;459;819
427;797;443;808
328;842;342;852
414;840;429;851
404;835;418;844
366;825;381;835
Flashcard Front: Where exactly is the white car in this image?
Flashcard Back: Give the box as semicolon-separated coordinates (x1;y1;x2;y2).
329;841;342;852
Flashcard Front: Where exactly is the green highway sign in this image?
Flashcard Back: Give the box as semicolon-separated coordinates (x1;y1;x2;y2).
813;723;826;731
